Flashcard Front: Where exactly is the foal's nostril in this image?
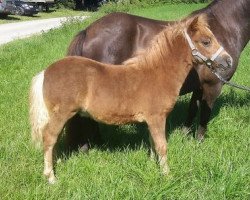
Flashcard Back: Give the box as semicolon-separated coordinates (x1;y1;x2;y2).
226;57;233;67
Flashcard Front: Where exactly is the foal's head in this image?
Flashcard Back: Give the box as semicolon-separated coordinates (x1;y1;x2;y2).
185;16;233;71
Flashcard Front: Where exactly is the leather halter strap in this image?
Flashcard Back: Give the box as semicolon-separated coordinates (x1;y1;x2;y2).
184;30;250;92
184;29;224;67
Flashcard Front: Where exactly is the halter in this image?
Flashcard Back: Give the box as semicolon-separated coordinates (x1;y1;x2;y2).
184;30;250;92
184;29;224;68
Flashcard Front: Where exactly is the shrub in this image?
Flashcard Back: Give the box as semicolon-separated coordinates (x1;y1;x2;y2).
55;0;212;11
98;0;212;13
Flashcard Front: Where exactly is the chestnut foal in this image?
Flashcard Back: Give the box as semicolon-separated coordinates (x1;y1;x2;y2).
29;16;232;183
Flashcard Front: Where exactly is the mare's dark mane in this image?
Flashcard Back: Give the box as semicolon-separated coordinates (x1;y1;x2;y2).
191;0;250;45
192;0;250;16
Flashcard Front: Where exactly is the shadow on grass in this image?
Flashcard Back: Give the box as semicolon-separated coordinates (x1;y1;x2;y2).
42;9;56;13
22;15;40;18
0;15;21;20
0;14;41;21
56;89;250;159
212;89;250;117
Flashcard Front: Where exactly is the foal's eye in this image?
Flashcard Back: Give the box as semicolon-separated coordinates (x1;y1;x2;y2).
202;39;211;47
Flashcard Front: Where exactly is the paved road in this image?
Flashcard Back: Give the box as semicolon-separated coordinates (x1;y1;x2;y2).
0;16;87;45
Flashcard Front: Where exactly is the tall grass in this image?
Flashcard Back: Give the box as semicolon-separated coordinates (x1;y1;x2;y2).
0;3;249;199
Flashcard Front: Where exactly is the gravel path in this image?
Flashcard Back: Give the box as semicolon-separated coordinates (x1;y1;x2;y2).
0;16;87;45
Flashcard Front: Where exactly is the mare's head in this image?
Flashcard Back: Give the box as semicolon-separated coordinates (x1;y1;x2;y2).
184;16;233;73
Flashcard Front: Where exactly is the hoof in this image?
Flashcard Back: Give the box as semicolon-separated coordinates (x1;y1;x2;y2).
48;176;57;184
196;126;206;142
44;170;57;184
197;134;205;142
182;126;191;135
161;164;170;176
79;143;89;153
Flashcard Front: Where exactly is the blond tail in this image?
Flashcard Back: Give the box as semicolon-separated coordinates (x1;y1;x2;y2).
29;71;49;149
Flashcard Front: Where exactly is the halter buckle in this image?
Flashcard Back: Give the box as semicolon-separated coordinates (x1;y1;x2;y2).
191;49;199;56
205;59;213;68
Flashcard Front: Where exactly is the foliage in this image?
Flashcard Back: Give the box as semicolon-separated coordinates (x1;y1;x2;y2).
55;0;75;9
99;0;211;13
55;0;212;11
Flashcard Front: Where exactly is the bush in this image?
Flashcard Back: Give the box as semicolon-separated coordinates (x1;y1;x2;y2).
55;0;212;11
98;0;211;13
55;0;75;9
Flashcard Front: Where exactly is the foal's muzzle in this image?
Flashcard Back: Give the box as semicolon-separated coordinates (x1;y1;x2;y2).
184;30;233;70
214;54;233;70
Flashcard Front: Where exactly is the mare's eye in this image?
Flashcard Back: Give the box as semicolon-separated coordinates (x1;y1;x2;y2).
202;39;211;47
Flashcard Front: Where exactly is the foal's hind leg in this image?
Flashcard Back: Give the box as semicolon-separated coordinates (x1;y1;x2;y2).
147;116;169;175
43;112;74;184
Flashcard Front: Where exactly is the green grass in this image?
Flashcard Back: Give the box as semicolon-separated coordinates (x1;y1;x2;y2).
0;8;90;24
130;3;207;20
0;3;249;199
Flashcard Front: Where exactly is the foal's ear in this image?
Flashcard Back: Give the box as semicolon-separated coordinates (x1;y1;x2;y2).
187;16;199;34
187;15;206;34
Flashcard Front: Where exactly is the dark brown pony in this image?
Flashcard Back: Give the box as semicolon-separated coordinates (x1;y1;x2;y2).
29;16;232;183
67;0;250;148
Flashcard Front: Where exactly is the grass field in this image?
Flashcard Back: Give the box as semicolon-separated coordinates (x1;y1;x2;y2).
0;3;249;200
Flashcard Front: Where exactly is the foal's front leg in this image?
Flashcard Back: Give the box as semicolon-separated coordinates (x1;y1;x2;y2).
147;116;169;175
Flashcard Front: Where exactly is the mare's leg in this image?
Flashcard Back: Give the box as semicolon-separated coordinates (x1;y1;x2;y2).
197;83;222;141
147;116;169;175
65;114;101;152
184;89;203;132
43;113;74;184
